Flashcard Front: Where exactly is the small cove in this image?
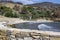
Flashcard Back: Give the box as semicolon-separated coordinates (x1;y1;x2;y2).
14;22;60;32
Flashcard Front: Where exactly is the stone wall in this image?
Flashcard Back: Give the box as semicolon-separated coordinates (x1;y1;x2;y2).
0;30;60;40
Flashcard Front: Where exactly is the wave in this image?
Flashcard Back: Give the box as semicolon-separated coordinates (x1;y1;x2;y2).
38;24;52;30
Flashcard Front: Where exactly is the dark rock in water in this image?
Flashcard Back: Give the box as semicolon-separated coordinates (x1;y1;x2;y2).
8;24;16;28
54;20;60;22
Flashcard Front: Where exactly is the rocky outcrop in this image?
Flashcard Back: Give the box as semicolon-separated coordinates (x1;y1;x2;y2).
0;22;60;40
0;29;60;40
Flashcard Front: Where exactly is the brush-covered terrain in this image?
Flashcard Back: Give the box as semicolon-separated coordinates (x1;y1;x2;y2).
0;2;60;21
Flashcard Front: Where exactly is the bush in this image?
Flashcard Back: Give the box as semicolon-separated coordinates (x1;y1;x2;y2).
13;13;19;18
5;12;13;17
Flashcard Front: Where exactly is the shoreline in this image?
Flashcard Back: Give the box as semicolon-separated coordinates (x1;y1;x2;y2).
0;17;60;37
0;22;60;37
0;17;53;25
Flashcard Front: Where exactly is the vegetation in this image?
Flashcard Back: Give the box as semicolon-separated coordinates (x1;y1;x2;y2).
0;6;19;18
0;6;13;17
20;6;52;20
0;3;60;20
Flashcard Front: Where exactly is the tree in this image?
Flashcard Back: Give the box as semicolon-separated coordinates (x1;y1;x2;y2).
0;6;14;17
4;12;13;17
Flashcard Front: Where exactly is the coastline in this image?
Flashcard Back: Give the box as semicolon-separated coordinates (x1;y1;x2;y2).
1;17;60;36
0;22;60;37
0;17;53;25
0;18;60;40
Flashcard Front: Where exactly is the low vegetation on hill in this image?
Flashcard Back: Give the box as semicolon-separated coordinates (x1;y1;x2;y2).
0;2;60;20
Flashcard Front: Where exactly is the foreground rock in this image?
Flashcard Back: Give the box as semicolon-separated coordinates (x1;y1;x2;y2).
0;22;60;40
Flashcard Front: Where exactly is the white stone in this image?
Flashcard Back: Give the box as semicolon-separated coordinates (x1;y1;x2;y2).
11;38;16;40
17;38;24;40
33;39;40;40
32;36;40;39
24;37;33;40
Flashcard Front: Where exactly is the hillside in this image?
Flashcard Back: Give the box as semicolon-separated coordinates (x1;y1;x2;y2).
0;2;23;8
27;2;60;7
26;2;60;18
0;2;60;20
0;2;23;18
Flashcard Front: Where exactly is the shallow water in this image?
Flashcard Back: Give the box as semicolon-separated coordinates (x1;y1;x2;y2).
15;22;60;32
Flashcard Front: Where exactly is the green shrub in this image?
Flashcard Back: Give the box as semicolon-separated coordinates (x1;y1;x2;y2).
5;12;13;17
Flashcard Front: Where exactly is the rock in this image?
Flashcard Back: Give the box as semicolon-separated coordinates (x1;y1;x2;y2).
12;30;20;34
20;32;30;37
10;35;15;38
8;24;16;28
32;36;40;39
24;37;33;40
16;38;24;40
42;37;50;40
10;38;16;40
15;33;21;38
30;32;41;36
33;39;40;40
